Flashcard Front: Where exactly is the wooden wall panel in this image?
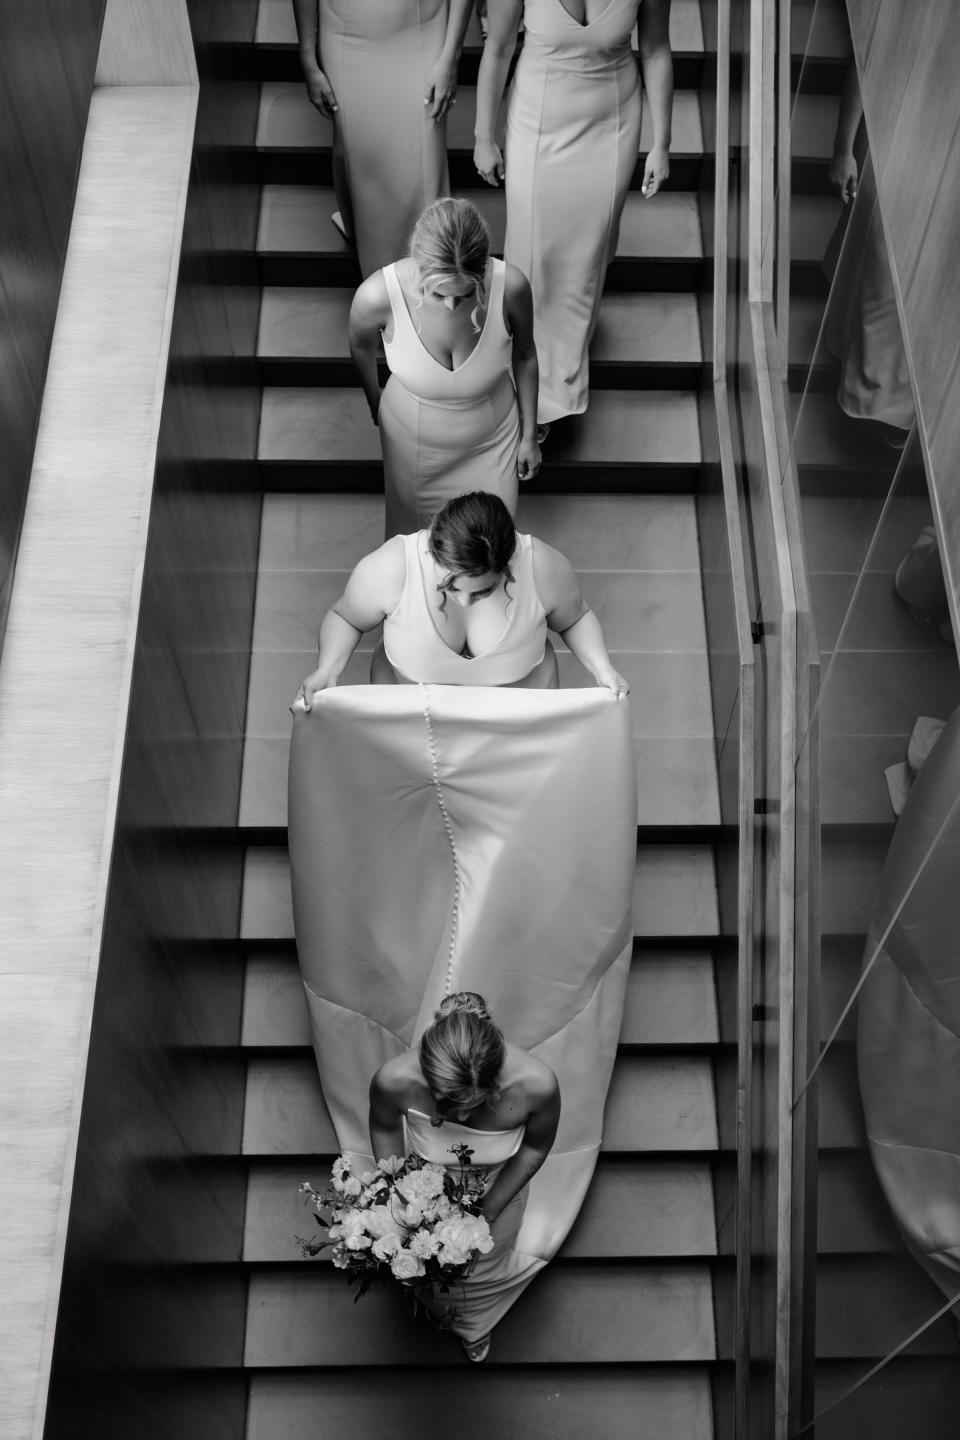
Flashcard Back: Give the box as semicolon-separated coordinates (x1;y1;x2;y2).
0;0;106;648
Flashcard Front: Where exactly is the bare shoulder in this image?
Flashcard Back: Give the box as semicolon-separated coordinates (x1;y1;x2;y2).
530;537;577;605
371;1050;420;1101
351;270;391;325
502;1041;559;1104
503;262;532;302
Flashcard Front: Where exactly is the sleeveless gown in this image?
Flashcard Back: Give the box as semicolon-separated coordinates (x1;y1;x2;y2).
505;0;643;422
382;530;547;684
288;686;637;1346
379;258;521;539
319;0;450;279
403;1109;531;1343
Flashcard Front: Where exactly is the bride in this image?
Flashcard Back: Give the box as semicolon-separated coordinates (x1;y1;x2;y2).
369;991;560;1362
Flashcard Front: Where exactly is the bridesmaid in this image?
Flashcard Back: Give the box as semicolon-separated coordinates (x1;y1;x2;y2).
292;0;475;277
349;199;542;539
473;0;674;424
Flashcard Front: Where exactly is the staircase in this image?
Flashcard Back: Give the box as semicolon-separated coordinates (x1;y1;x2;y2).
194;0;736;1433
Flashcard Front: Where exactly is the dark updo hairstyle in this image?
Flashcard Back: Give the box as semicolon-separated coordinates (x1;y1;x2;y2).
419;991;506;1125
428;492;517;611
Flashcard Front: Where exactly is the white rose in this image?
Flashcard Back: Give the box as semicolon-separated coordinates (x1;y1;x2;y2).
390;1249;426;1281
438;1243;470;1267
364;1206;406;1242
372;1233;402;1261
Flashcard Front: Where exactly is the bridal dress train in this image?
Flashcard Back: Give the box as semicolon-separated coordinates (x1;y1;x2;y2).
858;703;960;1304
288;685;637;1341
320;0;450;279
504;0;643;422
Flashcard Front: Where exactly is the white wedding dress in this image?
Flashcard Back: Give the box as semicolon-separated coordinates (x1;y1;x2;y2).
288;685;637;1341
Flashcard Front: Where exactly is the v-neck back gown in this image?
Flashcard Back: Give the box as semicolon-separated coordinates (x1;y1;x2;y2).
504;0;642;421
379;257;521;539
319;0;450;279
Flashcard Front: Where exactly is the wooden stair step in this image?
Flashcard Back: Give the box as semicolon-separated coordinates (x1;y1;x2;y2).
250;567;710;655
240;731;721;829
244;1157;718;1262
257;185;704;262
258;387;702;465
244;649;715;740
258;287;704;366
240;946;719;1049
811;1358;960;1440
247;1367;715;1440
257;492;704;571
814;1255;958;1358
256;82;706;160
240;843;719;941
244;1261;717;1365
816;1150;901;1253
242;1052;720;1157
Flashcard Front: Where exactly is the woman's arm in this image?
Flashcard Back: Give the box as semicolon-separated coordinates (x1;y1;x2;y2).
425;0;476;120
473;0;525;185
828;62;863;203
369;1068;407;1163
292;0;339;116
299;540;403;706
534;540;630;696
348;273;391;423
480;1070;560;1223
637;0;673;197
504;264;542;481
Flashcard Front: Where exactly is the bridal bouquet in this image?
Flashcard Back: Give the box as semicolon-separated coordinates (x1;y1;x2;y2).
297;1145;494;1308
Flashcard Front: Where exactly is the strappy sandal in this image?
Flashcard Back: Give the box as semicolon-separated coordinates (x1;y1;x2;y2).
462;1333;492;1363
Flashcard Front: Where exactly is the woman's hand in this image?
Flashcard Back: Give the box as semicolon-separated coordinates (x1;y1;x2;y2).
828;150;858;204
302;61;338;119
474;138;505;186
594;663;630;699
295;666;338;713
517;434;541;482
425;55;458;121
641;144;670;197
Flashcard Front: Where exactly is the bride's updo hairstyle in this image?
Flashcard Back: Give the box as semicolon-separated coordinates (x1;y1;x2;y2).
410;197;490;331
419;991;506;1125
428;492;516;611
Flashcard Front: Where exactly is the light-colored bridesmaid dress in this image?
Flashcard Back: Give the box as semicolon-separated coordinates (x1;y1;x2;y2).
319;0;450;278
378;257;521;538
504;0;643;421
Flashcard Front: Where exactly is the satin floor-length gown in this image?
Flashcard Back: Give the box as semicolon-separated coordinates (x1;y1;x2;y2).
504;0;643;422
379;258;521;539
288;686;637;1344
319;0;450;279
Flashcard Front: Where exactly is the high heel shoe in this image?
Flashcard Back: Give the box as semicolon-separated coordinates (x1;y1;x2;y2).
462;1333;492;1363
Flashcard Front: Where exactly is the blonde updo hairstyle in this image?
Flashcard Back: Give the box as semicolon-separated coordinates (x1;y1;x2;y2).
409;197;490;333
419;991;506;1125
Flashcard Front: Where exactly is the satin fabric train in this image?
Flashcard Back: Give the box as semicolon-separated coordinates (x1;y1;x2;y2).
288;685;637;1339
858;703;960;1304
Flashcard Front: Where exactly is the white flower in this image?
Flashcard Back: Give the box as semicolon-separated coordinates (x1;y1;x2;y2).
438;1242;470;1267
435;1213;493;1259
409;1229;440;1260
397;1201;423;1228
363;1206;406;1242
396;1165;446;1205
340;1175;363;1198
337;1211;370;1249
331;1247;351;1270
390;1250;426;1281
378;1155;405;1176
372;1233;403;1261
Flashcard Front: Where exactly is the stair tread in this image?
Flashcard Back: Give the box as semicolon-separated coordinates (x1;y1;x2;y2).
245;649;715;742
819;649;960;739
240;843;720;941
245;1157;718;1262
244;1261;717;1365
240;732;721;828
241;947;719;1049
256;82;705;158
242;1052;720;1156
247;1368;715;1440
258;387;703;464
799;493;933;573
254;0;706;53
814;1255;958;1358
257;185;704;261
811;568;952;655
258;288;704;365
257;492;704;571
816;1151;901;1253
